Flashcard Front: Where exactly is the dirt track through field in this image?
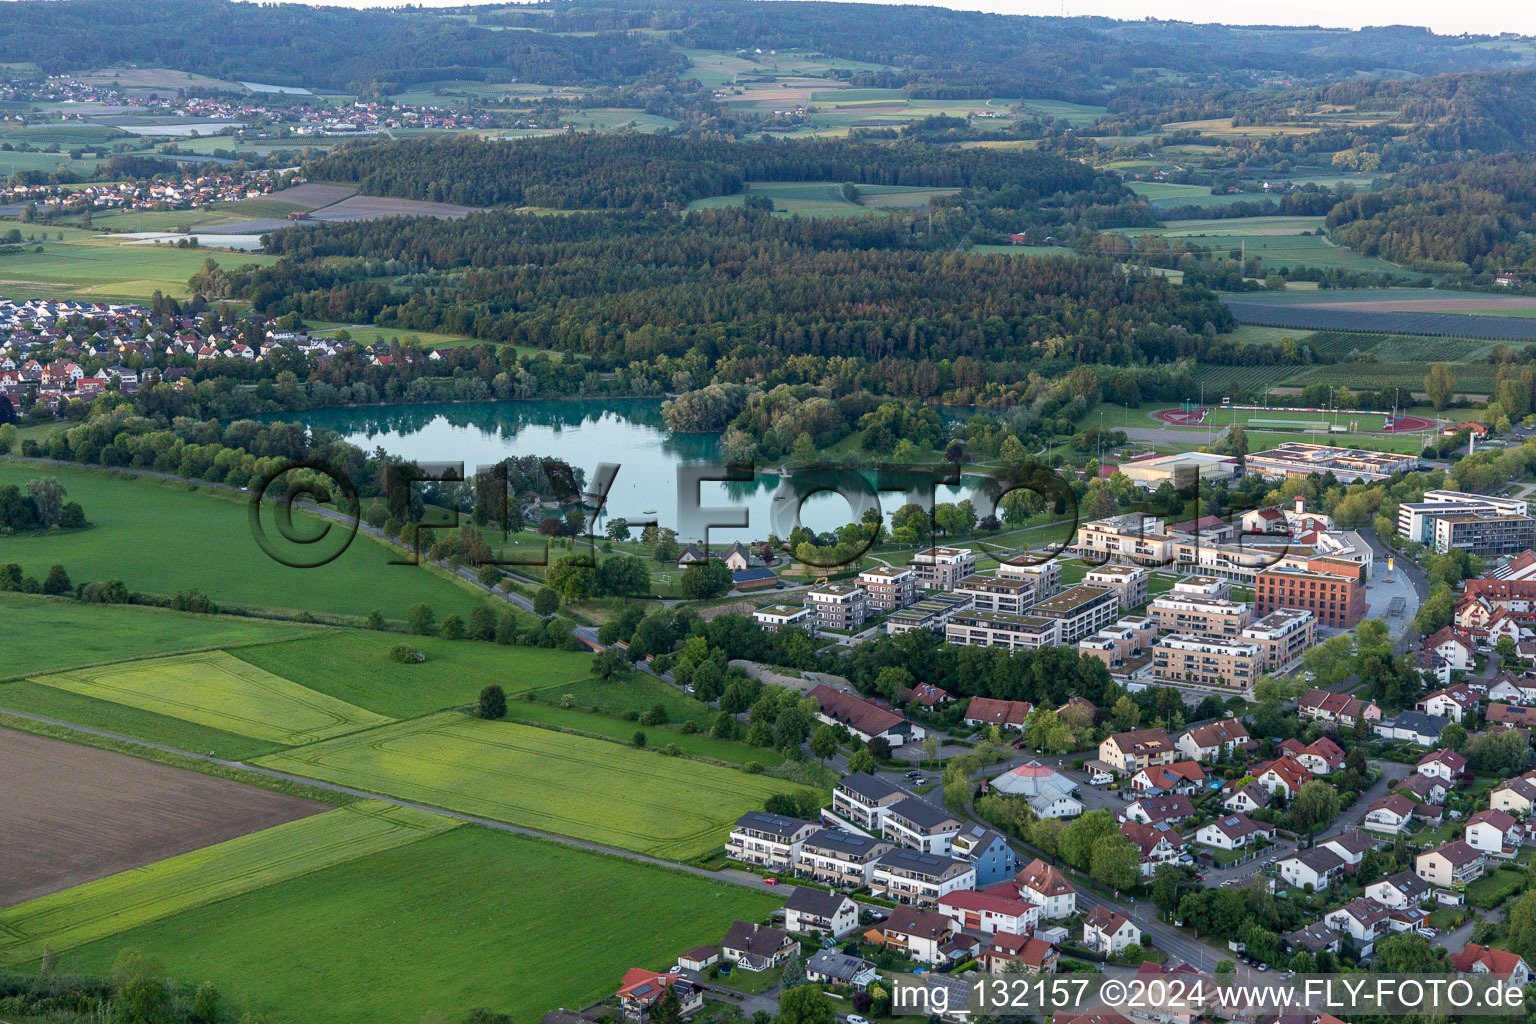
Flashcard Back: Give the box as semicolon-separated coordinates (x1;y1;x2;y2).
0;729;326;908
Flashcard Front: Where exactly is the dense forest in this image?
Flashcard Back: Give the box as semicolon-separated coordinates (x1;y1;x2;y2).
303;134;1125;210
0;0;682;90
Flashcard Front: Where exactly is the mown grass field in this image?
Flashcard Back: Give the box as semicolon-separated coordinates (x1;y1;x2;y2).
53;826;780;1024
255;711;795;858
32;651;392;746
529;674;721;729
1202;407;1390;430
0;593;319;679
231;631;595;718
0;802;453;964
0;463;488;621
503;699;785;766
0;230;275;302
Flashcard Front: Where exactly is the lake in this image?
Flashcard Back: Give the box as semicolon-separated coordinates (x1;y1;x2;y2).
284;398;986;543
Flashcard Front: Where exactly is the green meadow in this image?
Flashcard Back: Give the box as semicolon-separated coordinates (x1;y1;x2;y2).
52;826;780;1024
0;232;275;302
256;711;795;858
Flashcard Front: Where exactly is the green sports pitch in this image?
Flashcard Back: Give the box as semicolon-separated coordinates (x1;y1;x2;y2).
1201;407;1391;432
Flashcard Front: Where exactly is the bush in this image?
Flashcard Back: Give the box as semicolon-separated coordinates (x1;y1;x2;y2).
389;643;426;664
632;730;647;748
171;589;219;614
478;684;507;720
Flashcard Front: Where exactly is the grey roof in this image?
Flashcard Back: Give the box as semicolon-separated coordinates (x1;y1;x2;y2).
838;772;904;802
803;828;892;859
784;886;852;917
876;847;969;877
888;796;961;831
732;811;813;841
1284;920;1339;952
1377;869;1431;898
1287;846;1344;873
1391;711;1451;736
721;921;792;956
806;950;875;983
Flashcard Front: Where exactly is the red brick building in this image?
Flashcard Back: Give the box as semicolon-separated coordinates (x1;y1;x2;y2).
1254;557;1365;629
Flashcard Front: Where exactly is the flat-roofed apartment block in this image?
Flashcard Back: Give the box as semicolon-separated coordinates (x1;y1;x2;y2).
833;772;908;831
995;559;1061;599
754;604;811;632
796;828;894;888
908;546;976;592
1398;490;1531;546
885;593;974;636
1255;557;1365;629
1117;451;1238;489
1432;513;1536;558
955;573;1037;614
1031;584;1119;642
1246;442;1420;484
1079;616;1158;671
1074;513;1175;566
946;610;1059;650
1148;590;1252;639
805;583;868;630
1152;634;1263;691
726;811;820;870
857;565;918;611
1171;575;1231;599
1241;608;1317;671
871;848;977;907
1083;564;1149;611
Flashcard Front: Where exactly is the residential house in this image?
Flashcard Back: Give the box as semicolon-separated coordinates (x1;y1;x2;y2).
616;969;702;1021
726;812;818;871
796;829;894;888
1416;683;1481;723
1120;820;1186;876
1374;711;1451;747
874;907;954;965
965;696;1035;731
1177;719;1253;762
1195;814;1275;851
1319;830;1375;868
908;683;953;708
1098;728;1177;775
1398;774;1448;806
1323;898;1395;956
1416;840;1487;888
1083;905;1142;955
1366;870;1432;909
719;922;797;971
982;933;1059;975
871;848;976;906
1487;703;1536;730
783;887;859;938
990;762;1083;818
1417;748;1467;782
1223;782;1272;814
811;686;923;746
1493;770;1536;814
1298;689;1382;727
1286;737;1344;776
882;797;963;855
937;888;1039;937
1363;794;1416;835
1124;794;1195;827
1015;858;1077;919
1466;809;1524;859
1426;627;1477;672
1488;675;1536;705
805;950;878;988
832;772;906;831
1254;754;1313;798
1131;761;1207;795
1278;846;1345;891
950;825;1018;887
1284;920;1342;956
1451;945;1532;985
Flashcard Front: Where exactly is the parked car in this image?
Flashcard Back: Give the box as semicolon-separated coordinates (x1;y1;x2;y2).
847;1016;871;1024
764;877;778;885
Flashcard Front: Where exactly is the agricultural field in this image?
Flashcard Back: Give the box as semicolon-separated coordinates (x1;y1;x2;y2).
1126;217;1406;276
0;593;318;680
254;711;796;858
528;673;720;729
50;826;781;1024
0;463;490;622
231;631;593;718
1187;364;1305;397
0;728;324;908
0;802;451;962
1302;331;1492;362
689;181;874;217
1225;300;1536;342
76;66;245;91
1285;361;1501;396
0;228;276;302
502;699;786;766
30;651;392;746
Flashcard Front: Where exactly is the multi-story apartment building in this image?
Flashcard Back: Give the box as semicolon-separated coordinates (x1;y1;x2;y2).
1148;591;1252;639
856;566;918;611
1168;575;1231;599
726;812;819;871
945;611;1059;650
908;546;976;592
1255;558;1365;629
1078;616;1158;671
1152;634;1264;691
885;593;973;636
1398;490;1530;545
954;573;1037;614
1241;607;1317;671
995;559;1061;599
805;583;869;630
1431;513;1536;558
832;772;907;831
1073;513;1175;565
753;604;812;632
881;797;963;856
1030;584;1119;642
1083;564;1149;611
870;848;977;907
796;828;894;888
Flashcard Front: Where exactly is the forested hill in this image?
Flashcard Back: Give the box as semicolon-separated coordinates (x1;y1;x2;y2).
304;134;1126;210
0;0;682;90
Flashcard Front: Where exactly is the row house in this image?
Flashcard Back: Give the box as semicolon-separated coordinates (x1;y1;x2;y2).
1298;688;1381;727
964;697;1034;731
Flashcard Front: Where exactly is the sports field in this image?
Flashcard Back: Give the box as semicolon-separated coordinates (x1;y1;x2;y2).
31;651;392;746
51;825;780;1024
255;711;795;858
0;463;488;621
0;802;452;963
231;631;595;718
1201;407;1390;431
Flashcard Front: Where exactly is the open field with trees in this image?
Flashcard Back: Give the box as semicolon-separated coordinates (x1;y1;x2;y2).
50;826;781;1024
0;230;275;302
255;711;795;858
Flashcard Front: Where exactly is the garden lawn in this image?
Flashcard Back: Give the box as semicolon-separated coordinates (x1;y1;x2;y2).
503;699;784;766
50;826;781;1024
230;631;595;718
0;463;487;621
0;802;453;964
255;711;795;858
530;673;719;728
0;593;320;679
30;651;391;746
